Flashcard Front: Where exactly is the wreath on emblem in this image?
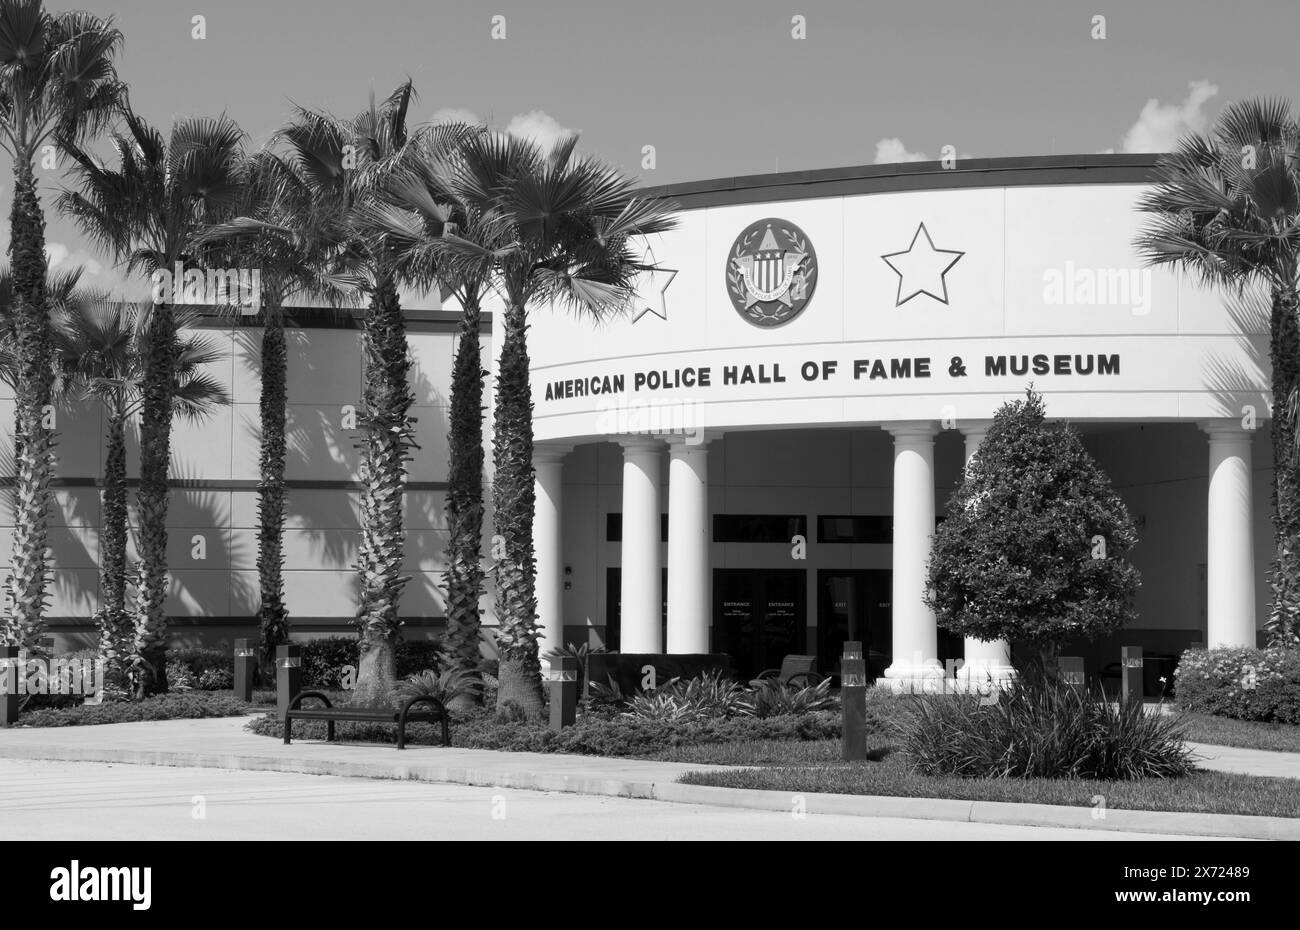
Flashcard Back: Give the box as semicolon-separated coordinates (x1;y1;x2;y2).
726;224;818;325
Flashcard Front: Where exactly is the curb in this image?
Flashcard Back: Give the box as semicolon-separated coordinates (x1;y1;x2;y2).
0;741;1295;840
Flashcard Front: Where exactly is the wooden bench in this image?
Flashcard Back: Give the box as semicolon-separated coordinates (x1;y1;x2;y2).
283;690;449;750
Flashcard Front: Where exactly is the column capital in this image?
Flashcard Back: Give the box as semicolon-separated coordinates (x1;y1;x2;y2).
533;443;573;465
885;420;938;442
956;419;994;438
1198;419;1257;442
618;436;665;455
666;430;714;452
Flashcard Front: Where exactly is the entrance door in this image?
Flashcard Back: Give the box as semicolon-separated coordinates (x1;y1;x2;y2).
817;570;892;680
713;569;805;679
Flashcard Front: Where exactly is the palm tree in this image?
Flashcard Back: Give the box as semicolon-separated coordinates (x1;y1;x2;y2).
198;147;357;666
357;124;493;707
280;83;474;706
52;302;228;684
1136;97;1300;646
58;108;246;694
0;0;123;651
436;132;677;716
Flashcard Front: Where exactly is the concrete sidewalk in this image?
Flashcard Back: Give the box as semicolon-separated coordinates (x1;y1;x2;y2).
0;715;1297;840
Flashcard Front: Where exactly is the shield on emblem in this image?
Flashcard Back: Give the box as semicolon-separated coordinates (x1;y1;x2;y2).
726;218;818;328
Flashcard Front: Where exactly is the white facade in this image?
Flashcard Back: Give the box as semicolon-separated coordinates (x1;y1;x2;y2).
522;157;1272;682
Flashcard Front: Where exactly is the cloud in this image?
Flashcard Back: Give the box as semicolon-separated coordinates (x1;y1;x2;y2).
45;242;103;278
1117;80;1219;153
505;110;574;152
873;137;929;164
430;107;482;127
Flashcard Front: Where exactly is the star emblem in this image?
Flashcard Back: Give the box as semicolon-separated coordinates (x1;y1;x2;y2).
632;249;676;323
881;223;965;306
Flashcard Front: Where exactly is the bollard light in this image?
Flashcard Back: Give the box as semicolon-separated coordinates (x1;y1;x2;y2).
233;638;256;702
841;641;867;761
276;644;302;718
1121;646;1143;704
547;656;579;732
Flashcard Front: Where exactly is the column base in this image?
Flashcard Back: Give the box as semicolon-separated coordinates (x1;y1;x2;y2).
956;662;1017;684
881;660;945;694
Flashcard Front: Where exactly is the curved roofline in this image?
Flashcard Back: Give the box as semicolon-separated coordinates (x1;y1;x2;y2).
636;153;1163;210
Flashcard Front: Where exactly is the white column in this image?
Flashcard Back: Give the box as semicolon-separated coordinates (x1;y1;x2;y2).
956;422;1015;686
884;422;944;688
534;444;572;669
620;437;664;653
667;435;711;654
1200;421;1257;648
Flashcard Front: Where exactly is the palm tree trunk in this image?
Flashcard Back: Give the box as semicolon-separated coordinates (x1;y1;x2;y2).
257;302;290;663
443;291;486;709
96;414;131;683
131;302;177;697
352;273;415;706
4;158;55;653
1268;283;1300;644
492;297;543;718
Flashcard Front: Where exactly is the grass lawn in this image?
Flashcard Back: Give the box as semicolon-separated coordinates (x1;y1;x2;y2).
676;745;1300;819
1176;711;1300;754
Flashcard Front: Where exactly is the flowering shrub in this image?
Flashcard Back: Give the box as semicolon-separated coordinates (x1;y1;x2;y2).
1174;647;1300;724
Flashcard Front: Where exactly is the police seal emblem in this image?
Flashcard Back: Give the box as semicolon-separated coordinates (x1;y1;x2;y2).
726;219;818;327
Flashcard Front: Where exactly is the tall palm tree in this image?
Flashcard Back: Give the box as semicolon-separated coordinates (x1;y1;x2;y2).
357;124;493;707
436;132;677;716
53;302;228;684
280;83;473;706
58;108;246;694
198;147;357;666
1136;97;1300;646
0;0;123;651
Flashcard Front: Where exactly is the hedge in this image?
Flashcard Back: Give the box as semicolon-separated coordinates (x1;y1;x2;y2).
248;707;845;756
18;692;250;727
1174;646;1300;724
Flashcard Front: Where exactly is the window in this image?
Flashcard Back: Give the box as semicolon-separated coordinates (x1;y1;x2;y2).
818;515;892;544
605;513;669;542
712;514;807;543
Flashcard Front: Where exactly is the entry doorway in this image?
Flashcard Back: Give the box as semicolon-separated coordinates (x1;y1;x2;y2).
712;569;805;680
817;570;892;680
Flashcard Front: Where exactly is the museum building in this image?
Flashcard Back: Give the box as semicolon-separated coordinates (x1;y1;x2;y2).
524;154;1271;685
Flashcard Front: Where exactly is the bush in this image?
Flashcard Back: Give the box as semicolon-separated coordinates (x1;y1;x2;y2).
19;692;250;727
301;637;358;688
395;640;446;679
746;678;839;718
165;647;233;690
1175;647;1300;724
926;389;1140;659
300;636;447;689
901;667;1194;780
394;669;484;706
621;669;750;722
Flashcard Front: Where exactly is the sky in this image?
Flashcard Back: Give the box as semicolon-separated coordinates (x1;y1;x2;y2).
14;0;1300;302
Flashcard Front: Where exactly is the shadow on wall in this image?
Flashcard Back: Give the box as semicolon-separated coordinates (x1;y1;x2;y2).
237;322;454;633
1203;286;1272;424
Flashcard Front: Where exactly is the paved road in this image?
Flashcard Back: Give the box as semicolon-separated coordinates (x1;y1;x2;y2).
0;759;1218;841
